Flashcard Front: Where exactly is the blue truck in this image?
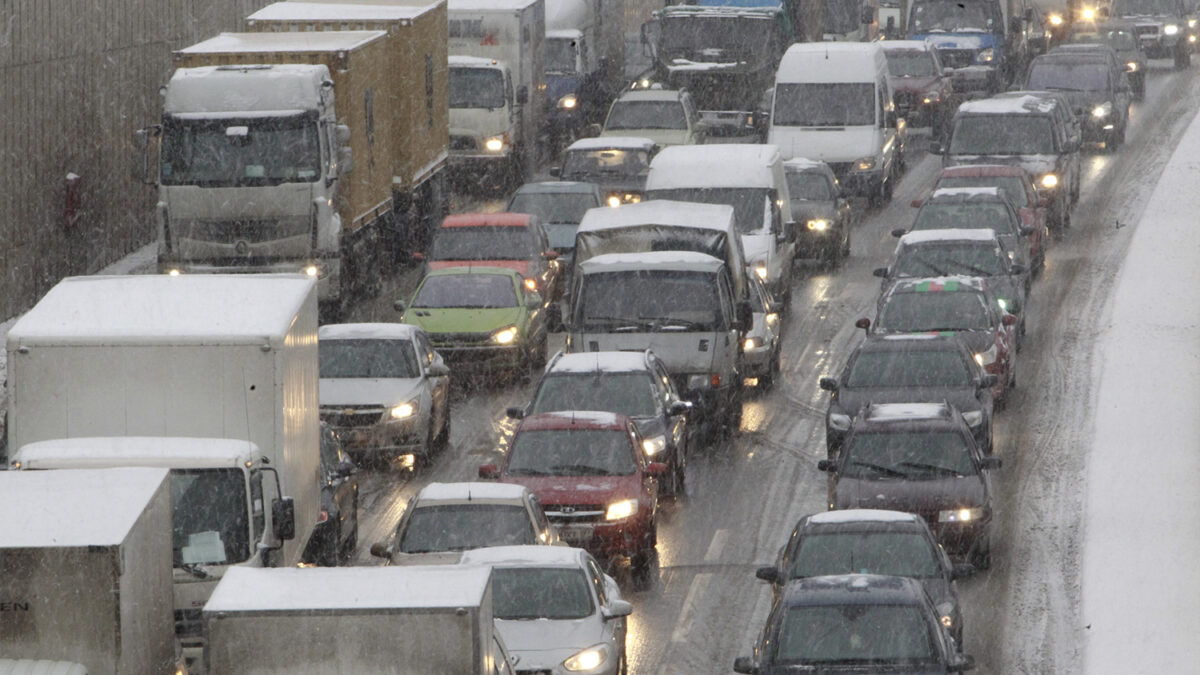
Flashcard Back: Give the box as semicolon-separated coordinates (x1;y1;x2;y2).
907;0;1036;94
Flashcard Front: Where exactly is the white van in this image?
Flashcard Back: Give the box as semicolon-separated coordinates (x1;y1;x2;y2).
643;144;797;300
768;42;902;207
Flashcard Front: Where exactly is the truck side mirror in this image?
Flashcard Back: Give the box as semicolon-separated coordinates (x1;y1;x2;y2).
272;497;295;541
133;126;161;186
819;376;839;392
337;147;354;176
516;85;529;105
335;124;352;146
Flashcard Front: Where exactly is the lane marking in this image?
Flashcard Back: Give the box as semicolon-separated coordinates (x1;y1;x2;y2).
704;529;730;562
670;573;713;643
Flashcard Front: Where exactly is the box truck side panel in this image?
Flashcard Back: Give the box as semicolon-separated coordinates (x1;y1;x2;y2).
116;477;175;675
279;292;321;557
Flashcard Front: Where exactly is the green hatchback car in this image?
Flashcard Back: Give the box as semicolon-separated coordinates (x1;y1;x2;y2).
396;266;548;378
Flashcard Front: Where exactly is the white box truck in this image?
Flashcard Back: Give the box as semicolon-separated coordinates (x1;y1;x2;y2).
5;275;321;667
0;467;176;675
203;566;510;674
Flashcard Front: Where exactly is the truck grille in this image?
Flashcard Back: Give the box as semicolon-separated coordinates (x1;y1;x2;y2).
175;608;204;637
320;407;385;427
937;49;976;69
894;91;917;112
1134;24;1159;37
450;135;477;151
182;218;307;244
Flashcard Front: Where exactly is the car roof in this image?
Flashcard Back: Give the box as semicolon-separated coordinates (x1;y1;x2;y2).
927;186;1007;203
804;508;925;528
780;574;928;607
887;276;987;295
547;350;652;374
416;481;529;502
899;228;1002;246
458;544;589;567
512;181;601;195
938;164;1028;178
647;144;783;189
615;88;685;102
423;265;523;279
440;213;532;228
579;251;725;273
319;322;421;341
517;411;632;432
565;136;659;152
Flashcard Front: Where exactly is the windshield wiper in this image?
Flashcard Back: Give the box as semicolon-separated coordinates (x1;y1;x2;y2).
647;317;704;331
506;468;553;476
848;460;909;478
898;461;967;477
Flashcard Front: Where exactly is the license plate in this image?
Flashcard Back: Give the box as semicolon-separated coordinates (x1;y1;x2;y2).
559;524;594;544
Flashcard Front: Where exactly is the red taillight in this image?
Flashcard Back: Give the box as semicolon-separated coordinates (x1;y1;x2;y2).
711;373;721;388
317;509;330;523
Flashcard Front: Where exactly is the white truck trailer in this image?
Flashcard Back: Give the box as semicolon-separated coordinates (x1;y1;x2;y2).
0;467;176;675
203;566;508;674
5;275;322;667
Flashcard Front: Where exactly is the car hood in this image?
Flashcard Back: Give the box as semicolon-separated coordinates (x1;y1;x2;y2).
889;75;941;94
946;154;1057;177
496;618;606;668
835;474;987;513
503;475;640;506
832;386;984;417
403;306;525;335
319;378;425;408
429;259;532;276
789;200;837;223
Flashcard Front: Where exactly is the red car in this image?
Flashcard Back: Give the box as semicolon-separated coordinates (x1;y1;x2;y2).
929;164;1050;273
479;411;666;586
423;213;562;301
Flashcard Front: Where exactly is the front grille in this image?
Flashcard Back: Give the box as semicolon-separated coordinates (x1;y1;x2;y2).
546;504;606;524
175;608;204;637
1135;24;1159;37
450;135;477;151
182;218;306;244
430;331;492;345
321;408;384;427
937;49;976;69
894;91;917;109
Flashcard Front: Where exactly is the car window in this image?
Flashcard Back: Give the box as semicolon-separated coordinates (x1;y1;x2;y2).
606;100;688;130
842;430;978;478
319;338;420;379
774;604;938;664
398;504;536;553
949;114;1057;155
935;175;1032;208
791;531;943;578
586;556;609;606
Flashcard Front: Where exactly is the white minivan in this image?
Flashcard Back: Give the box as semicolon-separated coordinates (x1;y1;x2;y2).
768;42;903;207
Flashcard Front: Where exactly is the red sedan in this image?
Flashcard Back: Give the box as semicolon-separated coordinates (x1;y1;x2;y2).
930;164;1050;273
422;212;562;301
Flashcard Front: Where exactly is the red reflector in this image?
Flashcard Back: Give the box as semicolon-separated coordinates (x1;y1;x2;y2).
711;373;721;388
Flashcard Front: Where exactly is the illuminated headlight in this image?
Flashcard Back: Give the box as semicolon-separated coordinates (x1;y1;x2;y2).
807;219;829;231
607;195;622;208
765;312;779;326
1082;7;1096;20
489;325;519;345
938;506;986;523
1190;34;1197;42
829;413;852;431
937;602;955;628
167;268;182;277
390;401;417;420
605;499;637;521
1092;102;1112;118
1189;18;1197;27
1048;12;1064;25
754;264;768;280
523;277;539;292
976;48;994;63
974;344;998;367
962;410;984;428
1039;173;1059;189
997;298;1009;311
687;374;713;390
484;136;505;152
564;644;610;671
854;156;876;171
1127;61;1139;72
642;435;667;456
745;337;763;351
558;94;578;110
304;265;319;277
922;92;941;104
1165;23;1180;35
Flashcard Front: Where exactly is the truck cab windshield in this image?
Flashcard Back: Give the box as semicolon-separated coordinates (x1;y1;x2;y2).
649;187;771;232
577;269;726;332
909;0;1000;32
161;113;320;187
661;15;764;55
1112;0;1179;15
773;83;875;127
171;468;251;566
449;67;506;109
546;37;581;74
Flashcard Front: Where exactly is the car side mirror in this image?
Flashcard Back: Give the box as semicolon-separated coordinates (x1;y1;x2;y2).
980;456;1003;470
1019;225;1035;237
950;653;977;672
1002;313;1017;326
872;267;889;278
737;301;753;331
478;463;501;479
755;566;781;583
335;459;357;478
393;300;406;313
980;373;999;389
1009;263;1027;275
369;542;392;559
951;562;976;579
603;599;634;619
928;139;942;154
549;166;562;177
910;198;924;208
542;249;559;260
427;363;450;378
516;85;529;105
272;497;295;541
733;657;758;674
819;376;839;392
817;459;835;472
506;406;526;419
891;228;907;238
525;293;543;310
669;400;693;416
646;461;669;476
855;318;871;331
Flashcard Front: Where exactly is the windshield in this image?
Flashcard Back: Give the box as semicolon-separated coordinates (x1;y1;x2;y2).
648;187;771;233
886;51;939;77
544;223;580;250
319;338;419;379
774;604;937;665
563;147;652;178
532;372;660;417
845;349;974;387
577;269;725;332
949;114;1057;155
876;290;993;332
913;202;1018;236
412;274;518;309
606;100;688;130
936;175;1030;207
431;225;535;261
894;243;1008;278
909;0;1000;32
172;468;250;566
507;428;638;476
773;83;876;127
1112;0;1179;16
1028;62;1110;91
546;37;580;73
161;113;319;188
399;504;535;553
508;192;596;225
492;567;595;620
843;430;977;479
450;67;506;109
786;172;835;201
661;15;765;53
824;0;863;33
793;531;942;578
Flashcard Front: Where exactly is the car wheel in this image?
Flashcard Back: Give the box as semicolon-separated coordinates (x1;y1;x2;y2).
969;535;992;570
434;413;451;453
630;542;658;590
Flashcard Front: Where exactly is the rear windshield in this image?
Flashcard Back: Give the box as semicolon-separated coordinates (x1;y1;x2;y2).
431;225;535;261
532;372;660;418
949;114;1057;155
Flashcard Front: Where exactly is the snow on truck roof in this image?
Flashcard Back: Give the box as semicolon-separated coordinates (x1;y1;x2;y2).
179;30;388;54
776;42;884;83
13;437;260;470
319;323;422;341
566;136;658;152
8;275;316;347
576;200;734;234
416;481;529;502
459;544;588;567
899;229;1001;245
646;144;782;190
549;351;650;374
165;65;332;116
248;2;437;22
579;251;725;272
808;509;921;525
205;566;492;613
0;467;170;548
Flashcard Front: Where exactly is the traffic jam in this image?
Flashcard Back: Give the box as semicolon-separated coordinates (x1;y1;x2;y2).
2;0;1197;671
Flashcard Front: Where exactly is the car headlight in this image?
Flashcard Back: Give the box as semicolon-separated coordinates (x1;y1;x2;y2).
974;344;998;367
687;373;714;390
523;277;539;292
754;263;768;280
765;312;779;327
1048;12;1064;26
937;602;955;628
642;435;667;456
605;499;637;521
744;337;763;351
807;219;829;231
606;195;622;208
854;156;876;171
962;410;984;428
1165;23;1180;35
829;413;852;432
938;506;987;523
922;92;941;105
390;401;417;420
997;298;1009;312
1127;61;1139;72
1189;18;1197;28
1092;102;1112;118
976;48;994;63
1039;173;1059;190
564;643;610;672
558;94;578;110
1081;7;1096;20
484;136;505;152
489;325;519;345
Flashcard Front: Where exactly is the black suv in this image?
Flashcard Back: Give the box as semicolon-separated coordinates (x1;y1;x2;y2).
817;403;1002;568
509;349;692;496
1109;0;1193;69
734;574;976;674
1023;46;1133;148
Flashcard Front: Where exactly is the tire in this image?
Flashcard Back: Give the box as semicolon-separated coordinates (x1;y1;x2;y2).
630;540;658;590
434;413;451;454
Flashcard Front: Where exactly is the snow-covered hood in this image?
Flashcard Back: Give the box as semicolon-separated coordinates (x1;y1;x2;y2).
319;377;424;408
946;154;1057;177
505;474;640;506
832;385;985;419
450;107;510;140
741;233;774;266
888;74;941;95
770;126;879;164
496;617;606;669
788;200;837;223
570;330;719;374
835;474;988;513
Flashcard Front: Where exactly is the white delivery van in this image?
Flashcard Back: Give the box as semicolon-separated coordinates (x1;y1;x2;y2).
644;144;797;300
768;42;902;207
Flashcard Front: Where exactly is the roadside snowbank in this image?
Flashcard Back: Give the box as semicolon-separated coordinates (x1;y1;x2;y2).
1082;107;1200;671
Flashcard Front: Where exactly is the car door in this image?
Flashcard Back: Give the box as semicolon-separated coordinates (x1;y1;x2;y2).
654;359;688;453
527;493;560;544
416;331;449;436
586;555;626;650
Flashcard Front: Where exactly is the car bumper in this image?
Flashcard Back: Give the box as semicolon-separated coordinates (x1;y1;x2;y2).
742;344;774;376
322;417;425;456
928;517;990;556
436;344;525;371
553;516;654;558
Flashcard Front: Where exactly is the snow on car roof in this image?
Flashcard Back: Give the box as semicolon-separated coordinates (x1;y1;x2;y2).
878;40;934;51
416;481;529;502
579;251;725;272
890;275;985;292
248;2;435;22
319;323;420;341
576;200;734;233
13;437;259;470
549;351;649;373
8;275;315;347
783;157;831;172
565;136;658;151
864;402;952;422
449;54;502;67
928;186;1005;200
179;30;387;54
614;88;685;102
205;566;492;613
899;228;1000;245
0;467;170;548
646;144;782;190
958;94;1058;115
449;0;540;11
809;509;921;525
459;544;586;567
